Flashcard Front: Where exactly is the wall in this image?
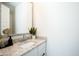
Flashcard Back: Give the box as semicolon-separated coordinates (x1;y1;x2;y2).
34;3;47;37
15;2;32;34
47;2;79;56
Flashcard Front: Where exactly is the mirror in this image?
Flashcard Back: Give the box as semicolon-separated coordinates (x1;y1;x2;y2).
0;2;32;35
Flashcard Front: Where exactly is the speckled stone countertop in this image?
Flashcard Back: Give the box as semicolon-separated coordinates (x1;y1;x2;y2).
0;37;47;56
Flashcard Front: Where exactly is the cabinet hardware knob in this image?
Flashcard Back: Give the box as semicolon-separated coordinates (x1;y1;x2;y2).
42;53;45;56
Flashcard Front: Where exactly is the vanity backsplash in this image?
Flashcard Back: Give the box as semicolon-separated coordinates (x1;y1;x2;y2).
11;33;31;43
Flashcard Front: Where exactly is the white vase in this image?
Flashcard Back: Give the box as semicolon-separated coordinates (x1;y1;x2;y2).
32;35;36;39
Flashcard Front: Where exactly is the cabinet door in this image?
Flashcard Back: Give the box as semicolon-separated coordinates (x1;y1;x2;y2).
22;48;37;56
22;42;46;56
38;43;46;56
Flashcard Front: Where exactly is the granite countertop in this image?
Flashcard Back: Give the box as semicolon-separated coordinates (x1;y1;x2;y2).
0;37;47;56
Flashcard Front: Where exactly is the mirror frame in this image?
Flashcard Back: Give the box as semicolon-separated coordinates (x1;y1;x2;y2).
0;2;34;36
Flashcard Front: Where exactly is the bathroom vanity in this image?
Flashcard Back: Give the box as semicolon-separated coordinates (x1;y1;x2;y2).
0;3;47;56
0;37;47;56
22;39;46;56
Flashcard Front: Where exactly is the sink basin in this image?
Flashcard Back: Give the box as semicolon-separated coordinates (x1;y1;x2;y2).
20;42;35;49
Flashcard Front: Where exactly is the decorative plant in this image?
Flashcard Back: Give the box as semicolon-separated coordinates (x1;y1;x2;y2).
3;28;11;36
29;27;37;35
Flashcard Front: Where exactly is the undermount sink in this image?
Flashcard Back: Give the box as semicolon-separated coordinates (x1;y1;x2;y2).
20;41;36;49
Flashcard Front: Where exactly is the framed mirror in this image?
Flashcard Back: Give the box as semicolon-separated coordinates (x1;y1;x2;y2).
0;2;32;35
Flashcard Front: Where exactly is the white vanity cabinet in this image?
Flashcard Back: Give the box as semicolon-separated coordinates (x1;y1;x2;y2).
22;42;46;56
0;37;47;56
23;48;38;56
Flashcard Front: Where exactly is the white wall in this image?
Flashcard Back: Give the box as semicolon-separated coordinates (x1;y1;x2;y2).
34;3;47;37
47;2;79;56
15;2;32;34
